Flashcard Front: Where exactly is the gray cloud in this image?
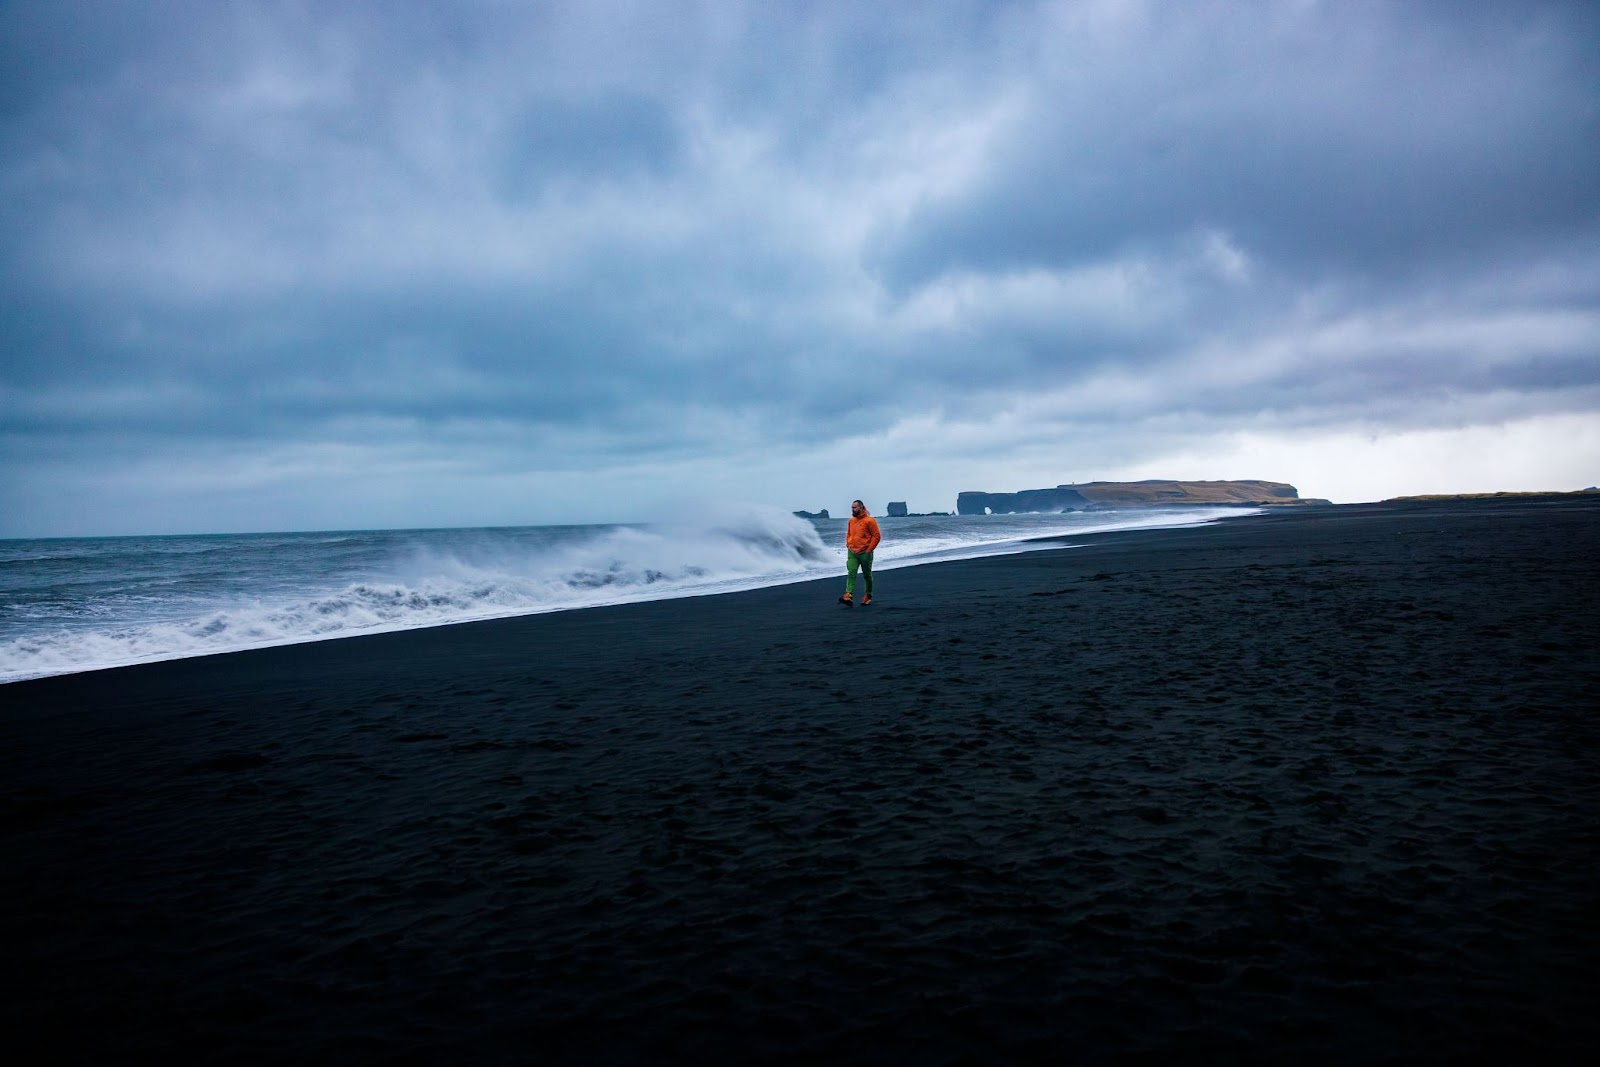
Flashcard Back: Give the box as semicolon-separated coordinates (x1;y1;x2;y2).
877;3;1600;279
2;0;1597;534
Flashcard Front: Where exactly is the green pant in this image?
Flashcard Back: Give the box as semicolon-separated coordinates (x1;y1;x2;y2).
845;550;874;597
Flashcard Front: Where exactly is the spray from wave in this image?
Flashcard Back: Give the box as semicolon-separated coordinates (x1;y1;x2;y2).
0;508;835;682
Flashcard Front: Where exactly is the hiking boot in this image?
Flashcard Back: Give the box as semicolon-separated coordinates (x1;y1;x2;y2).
838;593;853;606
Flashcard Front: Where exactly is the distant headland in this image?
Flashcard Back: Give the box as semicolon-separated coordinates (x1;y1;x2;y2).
795;480;1332;519
1384;488;1599;502
956;479;1329;515
792;505;953;520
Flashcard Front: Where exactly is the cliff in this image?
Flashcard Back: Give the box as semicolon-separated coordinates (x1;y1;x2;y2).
958;486;1090;515
957;480;1324;515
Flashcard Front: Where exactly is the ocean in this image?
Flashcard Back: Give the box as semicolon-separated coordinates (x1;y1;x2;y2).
0;506;1249;683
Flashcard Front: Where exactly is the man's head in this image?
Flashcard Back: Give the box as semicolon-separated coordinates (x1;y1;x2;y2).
851;500;866;517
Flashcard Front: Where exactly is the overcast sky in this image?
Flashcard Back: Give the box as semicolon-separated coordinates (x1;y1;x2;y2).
3;0;1597;536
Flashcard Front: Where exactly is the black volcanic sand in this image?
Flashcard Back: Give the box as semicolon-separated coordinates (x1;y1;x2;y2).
4;500;1599;1065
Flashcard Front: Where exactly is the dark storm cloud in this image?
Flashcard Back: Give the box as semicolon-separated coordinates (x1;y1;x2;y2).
2;0;1598;534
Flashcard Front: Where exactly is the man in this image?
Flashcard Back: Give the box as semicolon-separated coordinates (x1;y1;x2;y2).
839;499;882;607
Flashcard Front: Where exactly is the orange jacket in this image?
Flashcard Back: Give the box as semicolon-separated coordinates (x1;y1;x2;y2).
846;513;881;554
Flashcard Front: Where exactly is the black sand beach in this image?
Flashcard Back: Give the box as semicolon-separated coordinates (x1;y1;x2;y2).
4;500;1598;1064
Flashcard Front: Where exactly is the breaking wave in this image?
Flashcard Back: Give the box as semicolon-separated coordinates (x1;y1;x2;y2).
0;509;835;682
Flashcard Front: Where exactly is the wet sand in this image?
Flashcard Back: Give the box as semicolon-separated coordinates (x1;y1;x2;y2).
4;499;1598;1064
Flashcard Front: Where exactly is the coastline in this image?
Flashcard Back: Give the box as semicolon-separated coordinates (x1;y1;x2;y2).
0;507;1247;685
4;499;1598;1063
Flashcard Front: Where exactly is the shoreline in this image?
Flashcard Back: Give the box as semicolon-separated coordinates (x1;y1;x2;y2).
4;498;1598;1063
0;506;1253;687
0;502;1248;684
